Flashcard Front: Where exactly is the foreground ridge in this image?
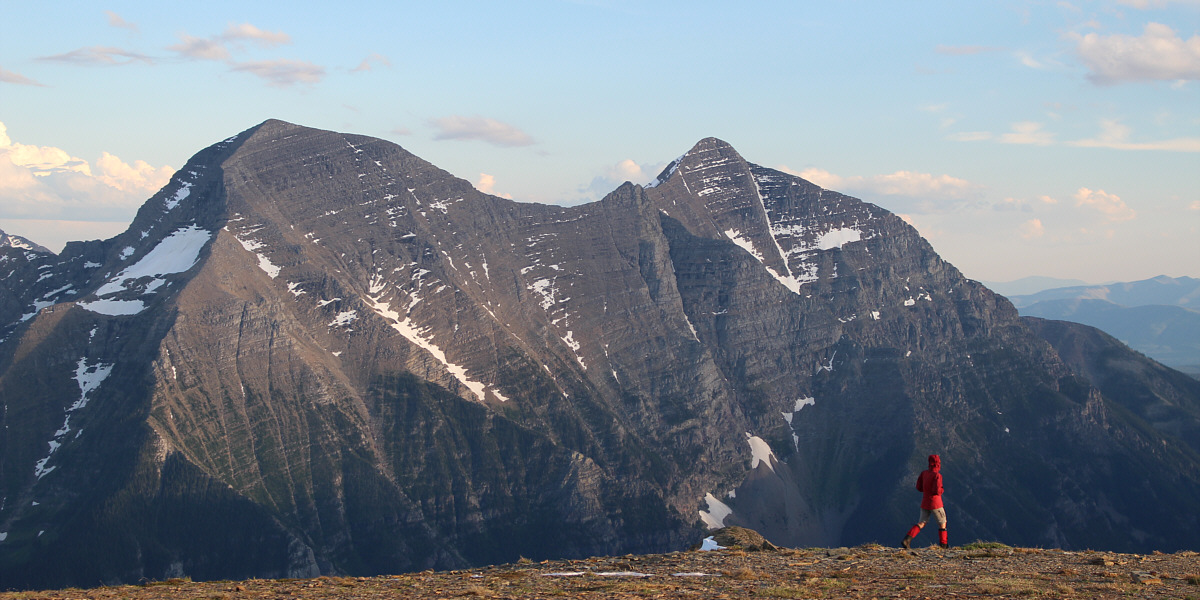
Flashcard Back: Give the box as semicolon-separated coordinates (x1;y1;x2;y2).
7;545;1198;599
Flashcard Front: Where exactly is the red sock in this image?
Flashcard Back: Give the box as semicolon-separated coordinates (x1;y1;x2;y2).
907;525;921;538
939;529;948;545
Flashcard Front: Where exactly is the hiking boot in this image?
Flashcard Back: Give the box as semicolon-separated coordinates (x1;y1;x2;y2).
901;535;912;549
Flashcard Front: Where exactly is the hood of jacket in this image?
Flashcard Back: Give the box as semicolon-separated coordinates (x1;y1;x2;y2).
928;454;941;471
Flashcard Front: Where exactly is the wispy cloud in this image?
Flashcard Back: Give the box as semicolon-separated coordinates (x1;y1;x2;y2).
429;116;535;147
1075;187;1136;221
786;167;977;204
169;22;292;61
1117;0;1200;8
231;60;325;87
221;23;290;47
935;44;1005;55
169;35;231;61
1068;119;1200;151
37;46;153;66
1073;22;1200;84
352;53;392;72
167;23;325;87
0;66;46;87
105;10;138;33
1000;121;1056;145
947;131;993;142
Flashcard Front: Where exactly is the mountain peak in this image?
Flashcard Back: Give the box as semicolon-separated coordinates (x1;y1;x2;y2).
0;228;51;254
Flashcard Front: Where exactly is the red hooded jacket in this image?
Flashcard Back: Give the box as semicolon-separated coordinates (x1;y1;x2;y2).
916;454;944;510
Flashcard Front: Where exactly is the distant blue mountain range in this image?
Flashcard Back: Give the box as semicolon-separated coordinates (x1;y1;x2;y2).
1005;276;1200;377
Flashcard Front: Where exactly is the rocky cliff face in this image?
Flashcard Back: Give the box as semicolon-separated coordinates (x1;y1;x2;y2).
1;120;1198;589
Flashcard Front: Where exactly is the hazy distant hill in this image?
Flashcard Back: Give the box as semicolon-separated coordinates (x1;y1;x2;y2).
1008;275;1200;310
1011;276;1200;376
984;276;1088;297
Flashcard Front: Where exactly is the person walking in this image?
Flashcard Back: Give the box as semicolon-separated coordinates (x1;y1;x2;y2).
901;454;947;549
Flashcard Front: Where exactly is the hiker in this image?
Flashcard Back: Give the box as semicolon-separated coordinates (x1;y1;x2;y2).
901;454;947;549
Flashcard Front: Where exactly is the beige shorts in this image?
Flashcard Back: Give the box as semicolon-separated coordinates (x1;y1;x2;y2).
919;507;947;528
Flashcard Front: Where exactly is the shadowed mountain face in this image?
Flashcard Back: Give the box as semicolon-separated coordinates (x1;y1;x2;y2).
2;121;1198;589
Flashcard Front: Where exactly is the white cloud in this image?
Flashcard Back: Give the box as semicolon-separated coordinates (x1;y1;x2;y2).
37;46;153;66
429;116;535;147
1074;187;1136;221
0;121;173;224
352;53;391;72
231;59;325;87
0;66;46;87
1068;119;1200;152
583;158;666;199
1000;121;1056;145
1016;51;1049;69
476;173;513;199
1117;0;1200;8
105;11;138;33
221;23;291;47
1020;218;1046;238
1074;22;1200;84
169;35;231;61
1188;200;1200;211
947;131;993;142
168;23;321;87
935;45;1005;55
790;167;976;200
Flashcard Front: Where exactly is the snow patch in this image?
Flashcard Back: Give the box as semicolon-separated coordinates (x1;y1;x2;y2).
234;235;281;278
34;358;112;479
368;277;503;403
699;493;732;530
782;397;815;425
816;227;862;250
81;226;211;315
745;433;776;472
165;181;192;210
329;310;358;327
699;537;726;551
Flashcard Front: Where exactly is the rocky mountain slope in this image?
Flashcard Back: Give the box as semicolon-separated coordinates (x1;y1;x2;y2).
2;120;1198;589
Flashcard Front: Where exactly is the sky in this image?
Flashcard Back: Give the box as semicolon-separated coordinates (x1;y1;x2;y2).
1;1;1197;284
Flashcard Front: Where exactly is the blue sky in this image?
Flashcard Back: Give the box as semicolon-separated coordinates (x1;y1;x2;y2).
2;0;1197;283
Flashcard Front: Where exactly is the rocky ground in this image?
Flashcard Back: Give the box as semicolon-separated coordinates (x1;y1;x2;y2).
3;542;1198;599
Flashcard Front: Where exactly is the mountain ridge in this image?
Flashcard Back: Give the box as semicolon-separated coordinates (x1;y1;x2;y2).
2;119;1198;589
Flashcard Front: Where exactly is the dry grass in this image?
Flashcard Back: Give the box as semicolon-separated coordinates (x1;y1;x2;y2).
757;585;808;598
724;567;757;580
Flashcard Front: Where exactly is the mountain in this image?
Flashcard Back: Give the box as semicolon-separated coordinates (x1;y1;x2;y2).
2;120;1199;589
0;228;50;255
1024;317;1200;452
1009;277;1200;377
983;276;1088;297
1007;276;1200;311
1019;299;1200;376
